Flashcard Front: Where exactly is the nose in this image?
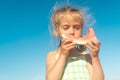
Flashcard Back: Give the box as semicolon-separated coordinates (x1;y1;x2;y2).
69;28;74;36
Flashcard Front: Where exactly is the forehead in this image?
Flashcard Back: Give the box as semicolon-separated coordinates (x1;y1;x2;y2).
59;13;82;25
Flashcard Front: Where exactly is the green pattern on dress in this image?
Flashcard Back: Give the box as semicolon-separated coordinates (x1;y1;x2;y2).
61;56;90;80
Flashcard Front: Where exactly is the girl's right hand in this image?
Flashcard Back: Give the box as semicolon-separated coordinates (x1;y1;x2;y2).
60;38;76;57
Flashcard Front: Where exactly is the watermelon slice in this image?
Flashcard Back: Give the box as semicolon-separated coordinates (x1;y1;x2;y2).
61;28;97;45
61;28;97;51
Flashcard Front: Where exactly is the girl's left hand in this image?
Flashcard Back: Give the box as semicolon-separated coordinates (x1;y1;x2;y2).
85;39;101;58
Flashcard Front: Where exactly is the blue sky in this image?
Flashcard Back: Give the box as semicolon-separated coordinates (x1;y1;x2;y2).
0;0;120;80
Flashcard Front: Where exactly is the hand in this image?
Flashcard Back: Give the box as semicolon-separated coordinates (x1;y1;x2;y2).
86;39;101;58
60;38;76;57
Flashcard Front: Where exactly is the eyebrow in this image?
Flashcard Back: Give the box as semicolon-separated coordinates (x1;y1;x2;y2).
61;24;81;27
61;23;69;25
74;24;81;26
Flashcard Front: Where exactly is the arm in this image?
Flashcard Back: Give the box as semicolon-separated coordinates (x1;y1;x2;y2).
86;39;104;80
86;55;104;80
46;52;67;80
92;56;104;80
46;38;76;80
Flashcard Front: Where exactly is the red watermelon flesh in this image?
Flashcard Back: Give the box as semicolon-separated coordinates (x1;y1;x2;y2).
62;28;97;45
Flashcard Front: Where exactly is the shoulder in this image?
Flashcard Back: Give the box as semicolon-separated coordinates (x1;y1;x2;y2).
46;50;57;65
46;50;57;72
46;51;56;60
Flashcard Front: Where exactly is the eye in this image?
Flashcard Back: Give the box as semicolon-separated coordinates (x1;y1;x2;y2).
62;25;69;30
74;25;81;30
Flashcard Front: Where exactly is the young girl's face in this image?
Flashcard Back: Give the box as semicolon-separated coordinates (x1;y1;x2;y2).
58;13;83;39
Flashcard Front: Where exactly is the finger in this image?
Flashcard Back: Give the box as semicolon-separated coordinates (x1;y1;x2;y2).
61;38;66;42
64;42;76;49
86;41;99;50
87;41;95;49
62;38;73;45
67;45;76;50
85;44;98;52
85;44;93;51
86;42;100;52
92;39;100;47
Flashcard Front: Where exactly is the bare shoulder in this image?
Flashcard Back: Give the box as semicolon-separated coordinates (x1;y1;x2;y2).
46;50;57;72
46;51;56;61
46;51;56;63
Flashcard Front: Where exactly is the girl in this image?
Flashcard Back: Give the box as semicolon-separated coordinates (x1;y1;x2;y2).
46;6;104;80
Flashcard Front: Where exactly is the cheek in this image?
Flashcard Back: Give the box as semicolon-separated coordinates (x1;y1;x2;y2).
58;26;67;34
75;30;82;38
79;30;82;36
77;29;82;34
76;32;82;37
59;30;67;36
58;28;65;36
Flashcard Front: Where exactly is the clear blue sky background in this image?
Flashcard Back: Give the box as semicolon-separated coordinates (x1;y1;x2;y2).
0;0;120;80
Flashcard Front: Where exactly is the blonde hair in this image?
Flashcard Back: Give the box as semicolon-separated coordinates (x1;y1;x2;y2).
51;6;84;36
49;5;95;50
